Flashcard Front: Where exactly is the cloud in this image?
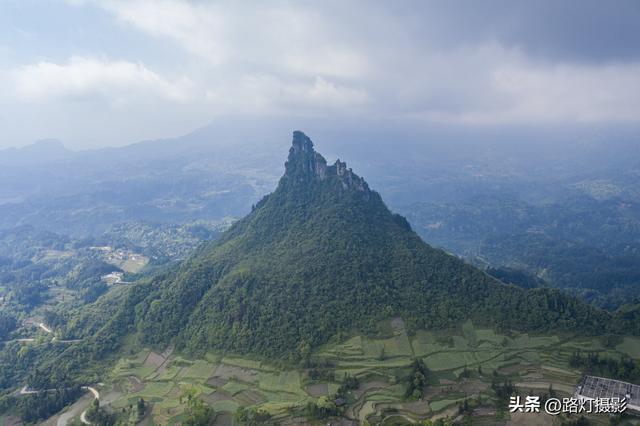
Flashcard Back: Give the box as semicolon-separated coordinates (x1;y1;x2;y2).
77;0;640;125
300;77;369;107
203;74;369;116
75;0;369;78
389;43;640;124
96;0;229;65
3;0;640;148
406;55;640;124
486;62;640;123
11;56;192;105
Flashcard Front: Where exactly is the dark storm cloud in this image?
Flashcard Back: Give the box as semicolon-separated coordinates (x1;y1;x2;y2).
390;0;640;63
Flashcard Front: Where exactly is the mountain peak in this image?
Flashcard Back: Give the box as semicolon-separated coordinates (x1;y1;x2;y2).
291;130;314;152
78;131;607;362
284;131;369;192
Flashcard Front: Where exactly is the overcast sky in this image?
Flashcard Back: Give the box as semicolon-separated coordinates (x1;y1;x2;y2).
1;0;639;149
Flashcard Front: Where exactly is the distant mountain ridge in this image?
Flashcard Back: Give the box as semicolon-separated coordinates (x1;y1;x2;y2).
0;139;72;166
2;118;638;242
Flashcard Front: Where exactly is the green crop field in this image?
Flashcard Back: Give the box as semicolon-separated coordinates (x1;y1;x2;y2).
155;365;181;381
133;382;175;398
221;356;265;370
222;381;249;395
429;397;466;412
182;359;217;381
97;320;637;425
616;337;640;358
210;399;240;413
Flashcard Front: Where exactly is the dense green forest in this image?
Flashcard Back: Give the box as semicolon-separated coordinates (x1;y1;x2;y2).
45;133;619;375
0;313;16;341
133;134;613;358
486;267;547;289
0;386;83;423
404;194;640;310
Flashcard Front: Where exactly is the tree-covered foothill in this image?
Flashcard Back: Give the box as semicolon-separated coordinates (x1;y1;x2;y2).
0;341;69;392
10;281;48;308
0;312;17;341
64;260;120;304
404;188;640;311
0;386;82;423
85;399;117;425
43;309;66;330
486;267;546;289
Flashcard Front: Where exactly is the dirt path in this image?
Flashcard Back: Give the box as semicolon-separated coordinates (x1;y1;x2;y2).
79;386;100;425
54;393;93;426
38;323;53;334
380;413;416;424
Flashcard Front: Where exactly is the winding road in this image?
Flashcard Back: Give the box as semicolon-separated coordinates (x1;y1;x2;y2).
79;386;100;425
3;322;82;345
13;322;91;424
17;384;100;425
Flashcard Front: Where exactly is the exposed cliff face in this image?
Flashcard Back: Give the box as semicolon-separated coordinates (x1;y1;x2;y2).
284;130;369;192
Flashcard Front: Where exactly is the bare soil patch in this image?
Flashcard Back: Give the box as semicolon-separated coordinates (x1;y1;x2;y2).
207;376;228;387
144;351;165;368
127;376;144;393
400;400;430;415
306;383;329;397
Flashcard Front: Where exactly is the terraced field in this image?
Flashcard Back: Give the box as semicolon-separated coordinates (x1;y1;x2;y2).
99;320;638;424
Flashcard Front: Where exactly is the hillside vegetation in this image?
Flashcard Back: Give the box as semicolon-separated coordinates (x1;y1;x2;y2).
62;132;613;365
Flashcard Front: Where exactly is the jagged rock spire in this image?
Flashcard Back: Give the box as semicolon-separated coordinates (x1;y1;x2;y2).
284;131;328;183
283;131;369;192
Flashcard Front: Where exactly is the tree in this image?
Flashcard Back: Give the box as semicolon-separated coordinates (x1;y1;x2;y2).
234;407;273;425
298;340;311;365
306;396;338;420
0;312;17;341
405;359;429;400
137;397;145;416
184;398;216;426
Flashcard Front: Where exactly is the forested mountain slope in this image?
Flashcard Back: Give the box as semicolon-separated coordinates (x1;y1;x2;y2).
81;132;606;358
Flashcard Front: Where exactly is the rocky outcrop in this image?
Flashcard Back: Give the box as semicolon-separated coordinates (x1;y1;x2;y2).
284;131;369;192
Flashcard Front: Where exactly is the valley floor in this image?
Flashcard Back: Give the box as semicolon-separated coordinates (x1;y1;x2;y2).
49;319;640;425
